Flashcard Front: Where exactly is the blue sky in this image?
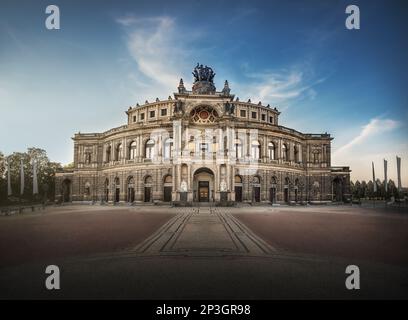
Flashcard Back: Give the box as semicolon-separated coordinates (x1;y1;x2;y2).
0;0;407;184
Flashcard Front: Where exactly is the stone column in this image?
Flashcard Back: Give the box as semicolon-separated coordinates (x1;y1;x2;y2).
215;164;220;201
289;142;294;162
230;165;235;201
110;141;114;163
298;144;302;162
263;135;267;162
172;165;176;201
123;137;127;162
187;164;193;201
246;131;250;156
176;164;181;201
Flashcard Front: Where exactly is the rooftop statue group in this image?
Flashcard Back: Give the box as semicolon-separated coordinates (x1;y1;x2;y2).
192;63;216;83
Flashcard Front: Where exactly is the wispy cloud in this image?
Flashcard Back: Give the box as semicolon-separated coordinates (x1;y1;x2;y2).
115;14;324;107
331;117;406;184
116;15;200;100
233;68;325;107
334;118;400;157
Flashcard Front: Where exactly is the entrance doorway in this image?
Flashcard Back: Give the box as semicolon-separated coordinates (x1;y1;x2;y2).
193;167;214;202
252;176;261;202
114;177;120;203
235;187;242;202
115;188;120;203
234;175;243;202
269;187;276;203
284;188;289;203
198;181;209;202
144;187;151;202
253;187;260;202
164;187;172;202
163;175;172;202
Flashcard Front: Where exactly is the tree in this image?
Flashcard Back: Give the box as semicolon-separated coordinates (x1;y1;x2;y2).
360;180;367;199
366;180;374;199
63;162;74;170
350;181;355;196
0;148;62;205
353;180;361;200
388;179;399;200
376;179;384;199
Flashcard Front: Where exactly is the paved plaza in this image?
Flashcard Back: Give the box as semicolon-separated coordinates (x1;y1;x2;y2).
0;204;407;299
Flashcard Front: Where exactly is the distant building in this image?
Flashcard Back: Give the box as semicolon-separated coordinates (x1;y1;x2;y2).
56;64;350;204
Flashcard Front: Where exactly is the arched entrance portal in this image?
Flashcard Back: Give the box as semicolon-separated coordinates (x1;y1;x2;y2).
163;175;173;202
144;175;153;202
62;179;71;202
114;177;120;203
234;175;243;202
193;167;214;202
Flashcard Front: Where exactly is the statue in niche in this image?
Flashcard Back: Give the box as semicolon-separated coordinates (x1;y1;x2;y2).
220;179;227;192
180;180;188;192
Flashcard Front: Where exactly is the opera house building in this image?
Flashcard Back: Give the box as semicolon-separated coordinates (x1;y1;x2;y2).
56;64;350;205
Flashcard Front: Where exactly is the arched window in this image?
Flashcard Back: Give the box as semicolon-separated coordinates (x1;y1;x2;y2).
145;175;153;184
106;145;111;162
145;139;155;159
235;139;243;159
164;138;173;160
234;175;242;184
282;143;288;161
253;176;261;184
251;140;260;160
116;143;123;161
129;141;137;160
164;175;172;184
190;105;218;124
268;142;275;160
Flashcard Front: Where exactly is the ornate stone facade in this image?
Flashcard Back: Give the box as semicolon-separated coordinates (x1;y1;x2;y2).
56;65;351;205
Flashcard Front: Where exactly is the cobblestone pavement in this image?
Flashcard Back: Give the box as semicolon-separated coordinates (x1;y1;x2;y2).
1;205;407;299
129;206;276;257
